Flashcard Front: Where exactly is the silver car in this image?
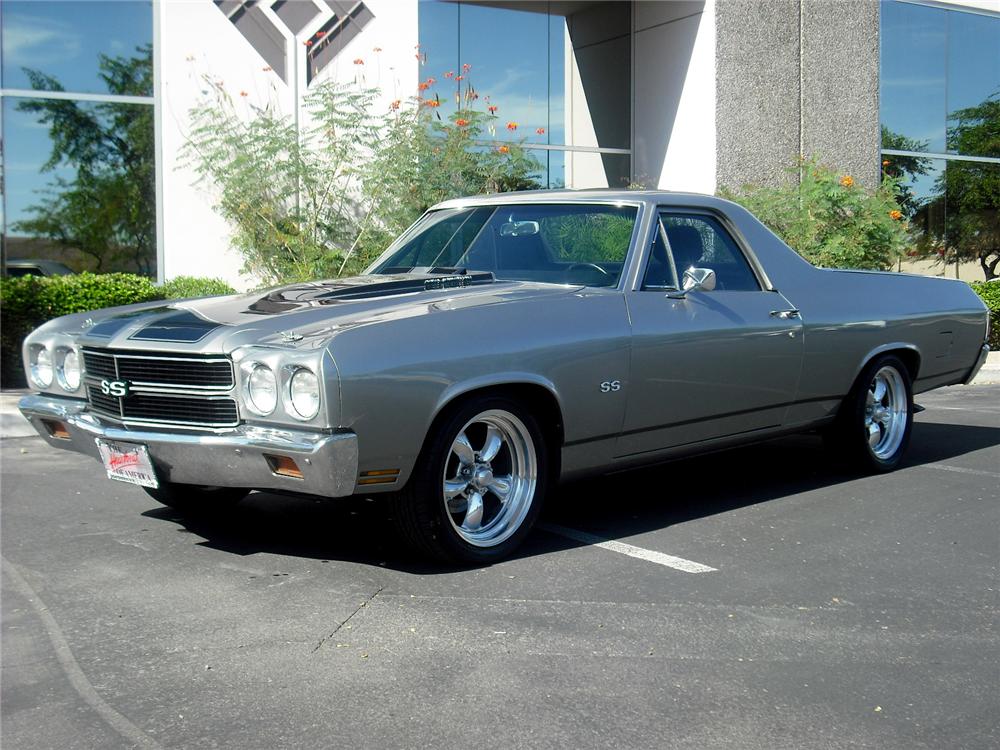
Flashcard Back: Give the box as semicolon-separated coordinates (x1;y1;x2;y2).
19;191;991;563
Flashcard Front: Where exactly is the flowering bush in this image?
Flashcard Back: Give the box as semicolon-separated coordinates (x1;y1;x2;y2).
719;157;909;271
183;64;541;284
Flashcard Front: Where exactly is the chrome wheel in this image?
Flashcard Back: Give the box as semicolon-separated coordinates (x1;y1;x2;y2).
865;366;908;460
442;409;537;547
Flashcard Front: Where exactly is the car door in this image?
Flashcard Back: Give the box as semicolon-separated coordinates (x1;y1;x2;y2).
618;209;804;457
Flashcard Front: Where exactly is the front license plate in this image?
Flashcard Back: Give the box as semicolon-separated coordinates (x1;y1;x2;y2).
96;439;159;489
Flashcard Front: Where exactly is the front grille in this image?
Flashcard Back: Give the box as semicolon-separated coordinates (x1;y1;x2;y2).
124;393;240;426
82;348;239;429
82;348;234;389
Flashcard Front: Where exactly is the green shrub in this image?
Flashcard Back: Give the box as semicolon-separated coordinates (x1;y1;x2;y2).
719;156;909;271
971;281;1000;348
160;275;235;299
0;273;235;386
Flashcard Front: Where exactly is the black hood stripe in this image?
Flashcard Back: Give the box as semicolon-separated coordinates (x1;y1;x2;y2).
128;310;227;343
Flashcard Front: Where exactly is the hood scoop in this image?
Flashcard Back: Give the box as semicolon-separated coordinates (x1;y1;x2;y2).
245;271;496;315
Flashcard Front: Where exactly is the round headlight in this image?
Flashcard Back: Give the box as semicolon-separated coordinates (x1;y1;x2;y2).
59;349;82;391
247;364;277;415
32;347;54;388
288;368;320;420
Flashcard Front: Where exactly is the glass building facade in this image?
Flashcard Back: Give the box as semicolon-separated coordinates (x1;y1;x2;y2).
1;0;157;277
417;0;632;190
880;0;1000;278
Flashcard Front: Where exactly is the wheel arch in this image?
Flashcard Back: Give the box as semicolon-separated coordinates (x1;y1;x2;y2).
426;377;565;470
853;343;921;386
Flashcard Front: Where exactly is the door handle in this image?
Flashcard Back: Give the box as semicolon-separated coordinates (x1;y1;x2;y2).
770;309;800;319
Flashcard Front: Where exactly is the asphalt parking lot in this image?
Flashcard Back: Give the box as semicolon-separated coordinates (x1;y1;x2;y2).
2;385;998;750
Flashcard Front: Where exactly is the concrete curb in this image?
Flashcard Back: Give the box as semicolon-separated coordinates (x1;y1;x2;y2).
1;353;997;439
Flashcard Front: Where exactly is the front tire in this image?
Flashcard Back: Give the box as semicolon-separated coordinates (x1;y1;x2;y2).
826;354;914;472
391;396;549;564
143;482;248;512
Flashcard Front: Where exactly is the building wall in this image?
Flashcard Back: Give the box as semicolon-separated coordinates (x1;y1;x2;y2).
158;0;417;289
633;0;717;193
715;0;880;191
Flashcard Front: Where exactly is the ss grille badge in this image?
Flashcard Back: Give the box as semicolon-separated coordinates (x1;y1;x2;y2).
100;379;130;397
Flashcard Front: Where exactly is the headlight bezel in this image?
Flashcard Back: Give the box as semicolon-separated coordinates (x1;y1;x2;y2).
286;366;320;421
245;362;278;416
56;347;82;392
30;345;54;388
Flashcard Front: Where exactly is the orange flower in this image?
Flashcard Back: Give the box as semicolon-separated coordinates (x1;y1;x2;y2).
487;105;498;114
353;58;364;65
427;77;436;85
425;99;440;108
506;121;518;131
304;40;313;46
239;90;248;97
455;75;463;82
889;209;903;220
444;71;454;79
316;30;326;38
536;127;545;135
455;118;470;127
498;145;510;154
882;160;890;166
462;63;471;72
390;99;401;110
840;175;854;188
418;82;430;91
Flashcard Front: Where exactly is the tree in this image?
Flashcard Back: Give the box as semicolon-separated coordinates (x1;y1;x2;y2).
928;95;1000;279
182;74;542;284
10;46;156;275
879;125;931;218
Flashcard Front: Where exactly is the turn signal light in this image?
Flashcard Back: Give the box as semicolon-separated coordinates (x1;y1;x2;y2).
40;419;71;440
265;454;303;479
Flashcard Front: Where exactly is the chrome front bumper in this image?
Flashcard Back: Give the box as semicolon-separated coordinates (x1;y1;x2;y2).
18;394;359;497
964;344;991;385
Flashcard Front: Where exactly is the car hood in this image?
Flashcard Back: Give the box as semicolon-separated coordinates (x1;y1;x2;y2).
68;273;584;353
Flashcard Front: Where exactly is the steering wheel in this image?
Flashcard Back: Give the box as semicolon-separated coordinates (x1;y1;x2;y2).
565;262;611;278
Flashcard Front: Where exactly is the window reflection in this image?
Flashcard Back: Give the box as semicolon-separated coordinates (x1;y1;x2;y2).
1;0;153;96
880;0;946;153
3;95;156;276
947;10;1000;158
417;0;630;151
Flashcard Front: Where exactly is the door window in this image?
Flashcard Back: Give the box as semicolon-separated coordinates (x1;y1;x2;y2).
654;213;760;292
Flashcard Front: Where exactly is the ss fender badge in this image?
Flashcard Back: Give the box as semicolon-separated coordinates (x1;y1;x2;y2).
600;380;621;393
100;379;130;397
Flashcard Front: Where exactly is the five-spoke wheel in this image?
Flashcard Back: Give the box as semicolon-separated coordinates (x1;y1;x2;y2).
826;354;913;472
392;396;548;563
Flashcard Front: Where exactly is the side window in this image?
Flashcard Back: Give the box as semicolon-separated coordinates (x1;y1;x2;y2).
641;223;677;289
659;213;760;291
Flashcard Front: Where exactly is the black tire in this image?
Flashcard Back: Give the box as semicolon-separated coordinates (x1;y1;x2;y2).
143;482;248;512
825;354;914;473
391;395;550;564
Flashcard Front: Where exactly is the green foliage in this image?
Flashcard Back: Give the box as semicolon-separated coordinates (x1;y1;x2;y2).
11;46;155;275
159;276;236;299
182;76;542;285
0;273;235;385
970;281;1000;348
719;156;909;271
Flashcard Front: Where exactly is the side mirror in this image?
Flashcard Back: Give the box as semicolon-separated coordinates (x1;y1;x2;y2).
682;267;716;292
668;267;716;298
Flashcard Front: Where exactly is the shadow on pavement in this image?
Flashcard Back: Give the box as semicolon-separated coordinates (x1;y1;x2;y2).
142;420;1000;573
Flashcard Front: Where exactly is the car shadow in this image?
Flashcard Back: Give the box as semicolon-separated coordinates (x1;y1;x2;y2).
141;420;1000;573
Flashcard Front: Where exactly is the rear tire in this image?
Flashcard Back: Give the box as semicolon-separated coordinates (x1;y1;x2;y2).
143;482;248;512
825;354;913;473
391;396;550;564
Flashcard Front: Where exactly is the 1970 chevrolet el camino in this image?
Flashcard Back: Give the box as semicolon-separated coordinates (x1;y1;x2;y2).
19;191;991;562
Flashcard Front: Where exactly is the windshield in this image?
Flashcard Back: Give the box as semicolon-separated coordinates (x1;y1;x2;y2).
372;203;638;288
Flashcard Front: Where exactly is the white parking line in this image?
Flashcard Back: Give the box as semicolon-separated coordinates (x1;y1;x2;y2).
916;463;1000;480
538;523;717;573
